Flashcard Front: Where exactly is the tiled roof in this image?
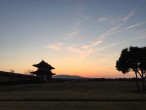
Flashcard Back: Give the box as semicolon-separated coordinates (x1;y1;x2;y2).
33;60;55;69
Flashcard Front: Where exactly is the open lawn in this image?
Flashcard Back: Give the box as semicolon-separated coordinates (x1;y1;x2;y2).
0;81;146;110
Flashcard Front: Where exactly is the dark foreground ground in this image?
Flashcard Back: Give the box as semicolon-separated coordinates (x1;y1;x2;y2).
0;80;146;110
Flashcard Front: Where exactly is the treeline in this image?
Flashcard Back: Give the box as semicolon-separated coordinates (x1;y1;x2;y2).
88;78;141;81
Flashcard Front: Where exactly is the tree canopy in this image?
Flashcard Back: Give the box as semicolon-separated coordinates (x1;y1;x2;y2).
116;46;146;91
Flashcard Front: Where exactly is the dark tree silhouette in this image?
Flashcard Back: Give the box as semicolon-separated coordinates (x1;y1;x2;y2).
10;69;15;73
116;46;146;91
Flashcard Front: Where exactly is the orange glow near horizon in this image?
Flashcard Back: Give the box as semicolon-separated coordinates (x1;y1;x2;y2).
0;58;135;78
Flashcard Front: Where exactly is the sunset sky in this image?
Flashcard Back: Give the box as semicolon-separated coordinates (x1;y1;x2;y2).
0;0;146;78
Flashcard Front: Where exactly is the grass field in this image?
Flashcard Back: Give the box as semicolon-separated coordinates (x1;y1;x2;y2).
0;80;146;110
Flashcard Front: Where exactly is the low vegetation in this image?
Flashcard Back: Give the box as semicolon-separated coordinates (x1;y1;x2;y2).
0;80;146;110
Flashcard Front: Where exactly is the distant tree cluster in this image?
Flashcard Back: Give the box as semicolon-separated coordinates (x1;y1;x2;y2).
116;46;146;91
10;69;15;73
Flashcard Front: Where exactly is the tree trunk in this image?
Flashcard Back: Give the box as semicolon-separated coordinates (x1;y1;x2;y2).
141;71;146;91
135;71;140;91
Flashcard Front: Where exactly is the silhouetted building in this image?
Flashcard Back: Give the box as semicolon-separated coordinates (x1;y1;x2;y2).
31;60;55;81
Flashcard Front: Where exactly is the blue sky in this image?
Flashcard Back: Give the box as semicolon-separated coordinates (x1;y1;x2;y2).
0;0;146;78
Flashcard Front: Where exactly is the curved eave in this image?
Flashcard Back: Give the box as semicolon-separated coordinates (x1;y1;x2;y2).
51;73;56;75
33;64;55;69
31;71;56;76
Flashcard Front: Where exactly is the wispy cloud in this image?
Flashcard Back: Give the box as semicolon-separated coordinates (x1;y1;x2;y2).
64;10;136;58
65;21;81;39
80;10;135;57
97;9;136;24
48;9;138;60
97;17;108;23
66;45;95;59
47;42;64;51
96;16;120;24
65;1;90;39
126;22;145;29
47;42;100;59
66;30;80;38
82;40;102;49
66;40;102;59
97;9;136;40
77;0;90;21
66;45;81;53
135;29;146;38
99;28;146;50
138;29;146;32
99;25;121;40
79;48;95;59
123;10;135;22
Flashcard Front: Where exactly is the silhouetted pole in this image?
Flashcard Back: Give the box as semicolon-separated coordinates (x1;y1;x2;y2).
141;70;146;90
135;71;140;91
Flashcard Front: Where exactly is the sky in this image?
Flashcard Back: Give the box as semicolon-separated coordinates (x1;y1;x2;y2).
0;0;146;78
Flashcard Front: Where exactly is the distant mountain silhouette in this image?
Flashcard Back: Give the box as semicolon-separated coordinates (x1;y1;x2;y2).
53;74;87;80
